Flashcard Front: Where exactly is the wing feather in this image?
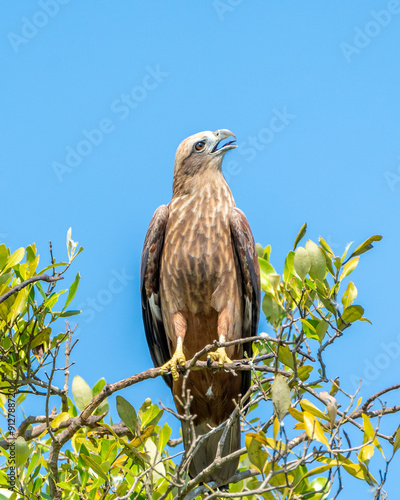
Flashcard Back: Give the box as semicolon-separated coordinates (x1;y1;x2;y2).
230;207;261;398
140;205;172;388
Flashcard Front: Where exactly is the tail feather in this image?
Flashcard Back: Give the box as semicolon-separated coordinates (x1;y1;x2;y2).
182;417;240;485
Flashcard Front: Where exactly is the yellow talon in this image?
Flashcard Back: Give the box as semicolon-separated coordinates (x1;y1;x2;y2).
160;337;186;380
207;347;232;367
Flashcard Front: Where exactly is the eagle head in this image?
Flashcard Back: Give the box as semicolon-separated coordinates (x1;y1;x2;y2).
172;129;237;195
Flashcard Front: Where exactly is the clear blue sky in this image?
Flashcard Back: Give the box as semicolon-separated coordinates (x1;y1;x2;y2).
1;1;400;497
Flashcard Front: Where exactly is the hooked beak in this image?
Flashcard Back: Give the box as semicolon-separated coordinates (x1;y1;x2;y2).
210;129;237;155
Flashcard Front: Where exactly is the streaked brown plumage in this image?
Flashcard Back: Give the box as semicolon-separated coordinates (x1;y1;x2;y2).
141;129;260;484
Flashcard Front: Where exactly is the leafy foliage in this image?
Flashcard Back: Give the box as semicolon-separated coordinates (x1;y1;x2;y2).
0;228;398;500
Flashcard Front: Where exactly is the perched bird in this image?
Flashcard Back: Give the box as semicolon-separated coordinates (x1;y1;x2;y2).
140;129;260;484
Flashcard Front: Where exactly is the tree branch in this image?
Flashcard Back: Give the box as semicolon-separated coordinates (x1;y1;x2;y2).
0;273;63;303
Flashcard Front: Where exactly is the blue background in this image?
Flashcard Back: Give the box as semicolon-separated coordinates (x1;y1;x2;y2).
1;1;400;497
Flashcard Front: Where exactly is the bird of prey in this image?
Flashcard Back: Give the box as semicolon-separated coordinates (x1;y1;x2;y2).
140;129;260;484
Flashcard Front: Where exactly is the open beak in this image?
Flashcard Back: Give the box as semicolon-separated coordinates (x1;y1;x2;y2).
210;129;237;155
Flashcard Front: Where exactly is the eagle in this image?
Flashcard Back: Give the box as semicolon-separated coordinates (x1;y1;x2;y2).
140;129;260;484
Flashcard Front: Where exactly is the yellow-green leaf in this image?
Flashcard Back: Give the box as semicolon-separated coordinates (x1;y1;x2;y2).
339;257;359;281
344;304;364;322
288;407;304;422
4;247;25;270
342;281;357;309
245;433;269;473
347;235;382;260
305;240;326;281
393;425;400;454
293;223;307;250
72;375;93;412
362;413;383;456
330;377;340;396
300;399;329;421
319;236;334;256
303;411;329;447
298;365;313;381
358;444;375;464
51;412;70;429
294;247;311;280
277;344;294;369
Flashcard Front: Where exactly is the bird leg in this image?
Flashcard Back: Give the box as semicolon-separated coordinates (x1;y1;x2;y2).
160;312;187;381
207;309;232;367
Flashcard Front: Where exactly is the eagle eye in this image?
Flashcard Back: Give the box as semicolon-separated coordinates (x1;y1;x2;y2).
194;141;206;152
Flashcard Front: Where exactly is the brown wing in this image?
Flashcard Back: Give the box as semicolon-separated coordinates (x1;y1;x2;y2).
230;207;261;398
140;205;172;388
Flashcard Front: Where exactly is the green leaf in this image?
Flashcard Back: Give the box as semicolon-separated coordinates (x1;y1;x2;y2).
272;373;291;421
38;262;69;275
93;378;109;417
262;293;284;327
59;309;81;317
293;223;307;250
255;243;264;258
301;319;319;342
262;245;271;261
339;257;359;281
80;454;108;480
316;320;329;344
283;251;295;282
277;344;294;369
15;437;30;470
141;404;163;428
56;481;76;492
158;422;172;454
72;375;93;412
298;365;313;381
347;235;382;261
31;327;51;349
63;272;81;311
116;395;138;434
259;258;278;293
341;305;364;324
305;240;326;281
294;247;310;280
43;290;66;311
